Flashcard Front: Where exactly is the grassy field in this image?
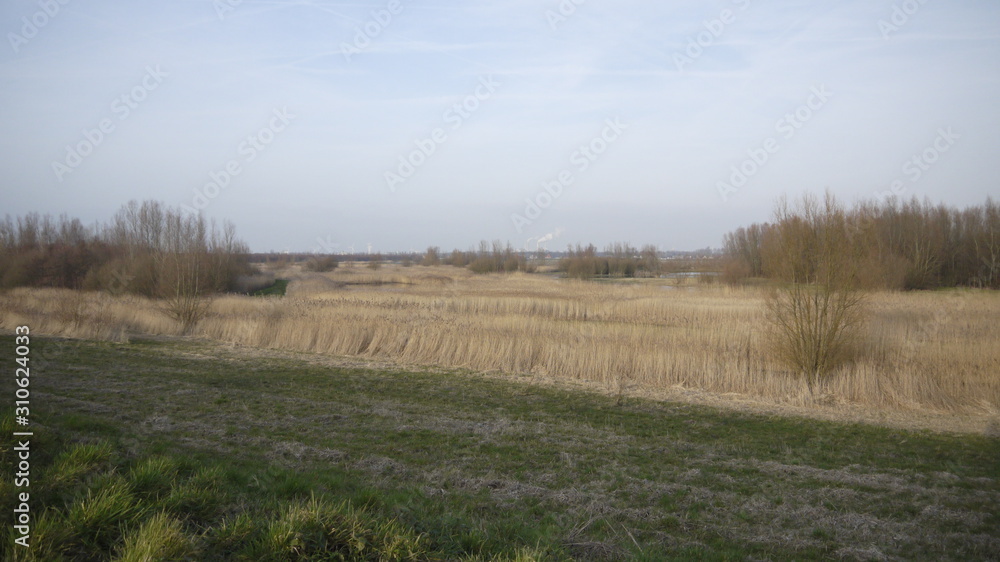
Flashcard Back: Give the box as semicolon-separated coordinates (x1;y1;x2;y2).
251;279;290;297
2;265;999;430
3;335;998;560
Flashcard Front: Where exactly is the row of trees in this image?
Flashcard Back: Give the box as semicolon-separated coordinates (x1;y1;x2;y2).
306;243;672;278
723;195;1000;289
557;243;660;279
461;241;534;274
425;242;664;276
1;201;252;330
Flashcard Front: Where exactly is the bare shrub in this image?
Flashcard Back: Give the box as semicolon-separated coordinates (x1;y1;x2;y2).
762;193;869;390
157;250;211;335
160;289;212;334
446;249;470;267
305;256;339;273
720;257;751;286
150;209;238;334
764;284;867;389
639;244;660;277
422;246;441;266
467;241;531;273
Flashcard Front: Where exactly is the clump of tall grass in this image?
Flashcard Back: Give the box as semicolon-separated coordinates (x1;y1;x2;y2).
67;476;144;554
128;456;181;501
44;441;117;499
252;495;430;561
116;511;197;561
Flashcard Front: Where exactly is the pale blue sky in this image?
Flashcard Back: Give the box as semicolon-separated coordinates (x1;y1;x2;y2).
2;0;998;252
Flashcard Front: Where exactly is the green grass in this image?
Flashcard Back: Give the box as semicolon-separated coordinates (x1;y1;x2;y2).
251;278;289;297
2;335;998;560
0;425;445;560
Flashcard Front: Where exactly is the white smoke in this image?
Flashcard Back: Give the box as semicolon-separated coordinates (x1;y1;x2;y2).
534;227;565;250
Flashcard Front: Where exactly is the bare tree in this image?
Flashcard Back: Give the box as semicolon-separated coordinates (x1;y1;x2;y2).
762;193;868;390
640;244;660;277
723;223;768;278
156;211;206;333
422;246;441;266
975;197;1000;288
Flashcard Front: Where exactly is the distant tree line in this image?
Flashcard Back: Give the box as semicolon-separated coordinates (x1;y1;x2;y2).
557;243;660;279
293;243;706;279
458;241;534;274
723;196;1000;290
293;242;534;274
335;243;664;277
0;200;252;296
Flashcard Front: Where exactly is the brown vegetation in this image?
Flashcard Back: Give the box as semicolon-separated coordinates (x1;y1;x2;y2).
304;256;339;273
0;201;251;297
465;241;533;273
3;265;998;420
4;195;997;429
761;194;869;388
723;195;1000;290
1;201;253;333
557;243;660;279
421;246;441;266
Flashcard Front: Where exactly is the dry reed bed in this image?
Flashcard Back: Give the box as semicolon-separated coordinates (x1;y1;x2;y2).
2;268;998;416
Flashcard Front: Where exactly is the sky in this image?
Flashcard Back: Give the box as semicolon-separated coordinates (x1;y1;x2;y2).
1;0;998;253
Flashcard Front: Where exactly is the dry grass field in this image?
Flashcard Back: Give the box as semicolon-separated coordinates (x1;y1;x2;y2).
2;264;998;431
